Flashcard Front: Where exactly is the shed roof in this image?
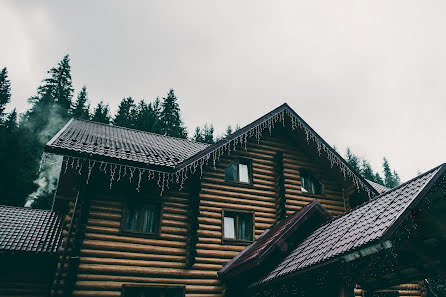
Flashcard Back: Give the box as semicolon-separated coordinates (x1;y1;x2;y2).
0;205;63;255
260;163;446;284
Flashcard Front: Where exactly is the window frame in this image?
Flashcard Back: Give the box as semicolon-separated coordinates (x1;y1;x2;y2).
121;199;163;238
221;209;255;244
299;169;324;196
224;158;253;185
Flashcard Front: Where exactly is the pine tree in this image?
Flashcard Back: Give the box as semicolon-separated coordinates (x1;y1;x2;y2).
360;160;375;181
160;89;187;138
225;125;233;137
0;67;11;122
134;100;161;132
71;86;90;120
38;55;73;117
382;157;400;188
345;148;361;173
92;101;111;124
202;124;214;144
114;97;137;128
193;127;204;142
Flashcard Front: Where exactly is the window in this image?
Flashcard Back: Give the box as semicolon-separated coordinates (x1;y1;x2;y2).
300;169;322;195
122;285;184;297
223;210;254;241
122;201;161;235
225;159;252;184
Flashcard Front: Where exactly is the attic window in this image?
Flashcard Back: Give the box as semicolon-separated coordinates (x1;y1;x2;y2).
300;169;322;195
225;159;252;184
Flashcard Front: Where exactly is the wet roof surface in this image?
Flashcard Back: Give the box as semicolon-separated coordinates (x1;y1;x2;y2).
0;205;63;254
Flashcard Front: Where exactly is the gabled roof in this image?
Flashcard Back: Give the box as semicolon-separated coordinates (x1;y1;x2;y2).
260;163;446;284
218;200;332;279
45;119;209;171
0;205;63;255
45;103;378;196
366;179;390;194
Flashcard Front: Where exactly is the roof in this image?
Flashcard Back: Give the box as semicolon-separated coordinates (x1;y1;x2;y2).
45;119;209;171
45;104;378;197
260;163;446;284
0;205;63;255
366;179;390;194
219;200;332;279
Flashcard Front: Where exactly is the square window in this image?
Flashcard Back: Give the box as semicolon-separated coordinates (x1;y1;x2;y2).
223;210;254;242
122;202;161;235
225;159;252;184
300;169;322;195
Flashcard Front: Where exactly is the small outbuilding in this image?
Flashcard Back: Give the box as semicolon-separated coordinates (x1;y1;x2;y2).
0;205;63;297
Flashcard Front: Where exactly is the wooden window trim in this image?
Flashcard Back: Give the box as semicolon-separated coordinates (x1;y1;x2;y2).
221;208;255;245
120;199;163;238
121;284;185;297
224;158;253;185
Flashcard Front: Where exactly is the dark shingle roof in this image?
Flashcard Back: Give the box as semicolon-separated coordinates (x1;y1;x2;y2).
366;179;390;194
261;164;446;284
46;119;209;170
219;200;332;279
0;205;63;254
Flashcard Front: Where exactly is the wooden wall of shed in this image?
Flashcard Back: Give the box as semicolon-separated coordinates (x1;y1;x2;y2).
52;133;352;297
0;255;55;297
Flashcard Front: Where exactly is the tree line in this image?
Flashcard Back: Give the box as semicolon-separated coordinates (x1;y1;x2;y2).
0;55;400;209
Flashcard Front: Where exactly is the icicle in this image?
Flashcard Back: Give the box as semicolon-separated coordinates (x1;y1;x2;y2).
86;160;95;184
109;164;116;189
136;169;144;192
71;158;75;168
78;160;83;175
62;157;69;174
117;165;122;181
129;167;136;183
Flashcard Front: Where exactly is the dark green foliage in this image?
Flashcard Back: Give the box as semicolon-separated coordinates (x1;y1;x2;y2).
37;55;73;118
346;148;361;173
92;101;111;124
71;86;90;120
113;97;137;128
344;148;401;188
133;99;162;133
160;89;187;138
0;67;11;121
193;124;215;144
382;158;400;188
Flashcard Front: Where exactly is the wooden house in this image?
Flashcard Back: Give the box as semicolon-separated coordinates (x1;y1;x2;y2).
43;103;445;297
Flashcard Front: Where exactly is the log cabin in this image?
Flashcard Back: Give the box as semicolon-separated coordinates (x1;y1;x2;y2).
42;103;445;297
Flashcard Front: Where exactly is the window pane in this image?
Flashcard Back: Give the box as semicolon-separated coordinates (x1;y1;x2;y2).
125;206;139;231
225;162;238;182
141;206;160;233
301;175;308;192
238;163;250;183
238;214;252;241
224;216;235;238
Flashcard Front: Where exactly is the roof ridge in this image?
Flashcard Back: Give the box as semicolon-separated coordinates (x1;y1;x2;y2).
70;118;210;147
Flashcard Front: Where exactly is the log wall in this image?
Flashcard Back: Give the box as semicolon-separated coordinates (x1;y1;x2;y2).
53;135;354;297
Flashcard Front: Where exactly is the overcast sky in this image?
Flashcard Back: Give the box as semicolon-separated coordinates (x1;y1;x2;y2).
1;0;445;182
